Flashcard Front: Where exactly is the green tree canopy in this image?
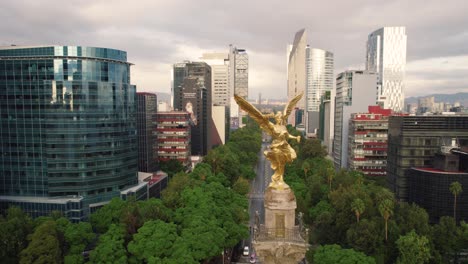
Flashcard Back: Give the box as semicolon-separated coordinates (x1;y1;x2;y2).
19;220;61;264
90;197;127;234
159;159;185;177
127;220;179;263
0;207;33;263
396;230;431;264
89;224;127;264
313;244;376;264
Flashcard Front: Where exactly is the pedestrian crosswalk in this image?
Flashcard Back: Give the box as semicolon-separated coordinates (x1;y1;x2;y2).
249;193;264;199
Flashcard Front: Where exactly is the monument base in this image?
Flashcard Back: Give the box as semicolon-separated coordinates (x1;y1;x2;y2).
252;240;308;264
252;185;308;264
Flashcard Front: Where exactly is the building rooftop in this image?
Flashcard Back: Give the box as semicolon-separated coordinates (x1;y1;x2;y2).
412;167;468;175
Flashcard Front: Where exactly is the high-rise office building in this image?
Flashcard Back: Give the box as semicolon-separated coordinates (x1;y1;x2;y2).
136;92;157;172
387;115;468;201
318;90;334;155
228;46;249;129
366;27;407;112
172;62;212;156
333;71;377;169
305;47;334;134
200;52;230;106
229;46;249;99
287;29;307;122
0;46;141;220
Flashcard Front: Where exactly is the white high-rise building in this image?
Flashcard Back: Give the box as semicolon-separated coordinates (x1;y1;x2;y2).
200;52;230;106
333;70;377;169
287;29;307;115
305;47;334;134
366;27;407;112
229;46;249;99
229;46;249;128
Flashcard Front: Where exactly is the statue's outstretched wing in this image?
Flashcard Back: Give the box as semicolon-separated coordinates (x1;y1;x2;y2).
234;95;274;135
283;92;304;121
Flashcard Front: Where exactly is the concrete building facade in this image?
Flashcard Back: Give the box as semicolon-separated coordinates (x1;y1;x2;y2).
172;62;212;156
348;106;392;177
287;29;307;125
155;111;191;166
333;71;377;169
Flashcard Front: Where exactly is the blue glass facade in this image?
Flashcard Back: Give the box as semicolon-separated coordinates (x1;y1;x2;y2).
0;46;138;221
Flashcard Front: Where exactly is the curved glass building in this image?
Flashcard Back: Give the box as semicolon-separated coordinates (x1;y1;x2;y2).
0;46;139;221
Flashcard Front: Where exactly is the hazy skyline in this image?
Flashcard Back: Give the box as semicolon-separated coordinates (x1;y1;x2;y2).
1;0;467;99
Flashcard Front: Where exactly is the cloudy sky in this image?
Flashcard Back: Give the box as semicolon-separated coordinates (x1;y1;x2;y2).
1;0;467;99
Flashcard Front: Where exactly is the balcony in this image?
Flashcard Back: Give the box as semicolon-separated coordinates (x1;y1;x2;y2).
253;225;307;243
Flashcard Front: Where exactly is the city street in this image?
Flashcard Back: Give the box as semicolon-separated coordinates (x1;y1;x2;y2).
238;134;272;263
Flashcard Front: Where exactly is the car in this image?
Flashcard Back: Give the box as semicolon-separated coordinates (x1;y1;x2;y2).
243;246;249;256
249;256;256;263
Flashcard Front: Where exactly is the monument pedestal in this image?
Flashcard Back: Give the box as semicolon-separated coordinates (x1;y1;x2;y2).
252;185;308;264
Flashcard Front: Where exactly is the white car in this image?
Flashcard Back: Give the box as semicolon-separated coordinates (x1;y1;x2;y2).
243;246;249;256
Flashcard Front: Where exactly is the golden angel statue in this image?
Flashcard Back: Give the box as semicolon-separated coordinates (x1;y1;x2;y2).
234;92;303;190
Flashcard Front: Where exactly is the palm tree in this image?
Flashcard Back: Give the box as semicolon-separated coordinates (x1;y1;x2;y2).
301;160;310;178
351;198;365;223
450;181;463;221
326;167;335;191
379;199;394;242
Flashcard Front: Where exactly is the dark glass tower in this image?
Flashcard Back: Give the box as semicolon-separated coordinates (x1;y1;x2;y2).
0;46;139;221
172;62;212;155
136;92;157;172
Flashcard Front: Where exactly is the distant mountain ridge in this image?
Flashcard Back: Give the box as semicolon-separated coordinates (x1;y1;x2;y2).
405;92;468;106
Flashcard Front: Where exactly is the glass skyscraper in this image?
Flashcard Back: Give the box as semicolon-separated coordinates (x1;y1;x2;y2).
136;92;157;173
0;46;139;221
305;47;334;134
366;27;407;112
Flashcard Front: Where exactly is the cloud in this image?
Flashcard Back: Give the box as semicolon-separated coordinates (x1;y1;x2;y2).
1;0;468;99
406;55;468;97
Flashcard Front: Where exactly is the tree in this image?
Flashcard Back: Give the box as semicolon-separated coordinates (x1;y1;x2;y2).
203;145;241;184
299;138;327;159
351;198;365;223
127;220;179;263
450;181;462;221
313;244;376;264
302;160;311;177
64;221;95;263
326;167;335;191
233;177;250;196
159;159;185;177
396;230;431;264
162;172;196;209
346;219;382;256
378;199;394;242
432;216;463;260
19;220;61;264
89;224;127;264
0;207;33;263
394;202;431;237
138;198;172;223
90;197;127;233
